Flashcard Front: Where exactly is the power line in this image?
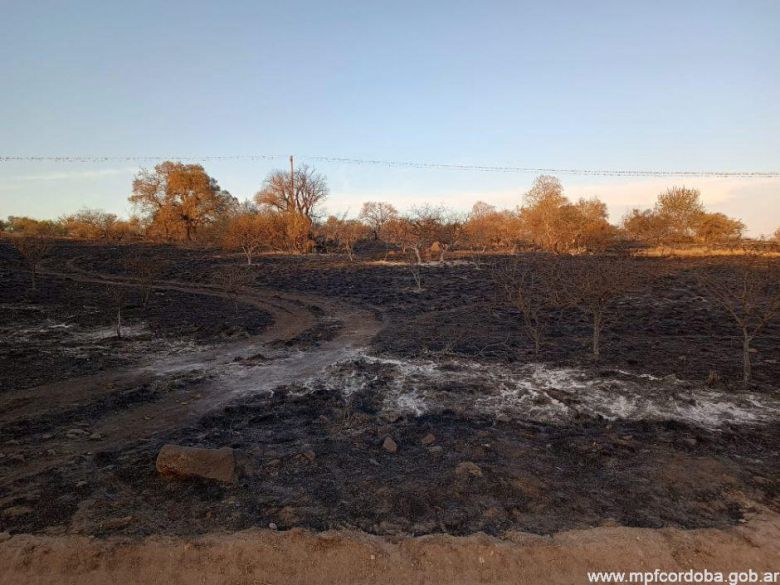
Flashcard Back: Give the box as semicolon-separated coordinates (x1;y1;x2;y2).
0;154;778;178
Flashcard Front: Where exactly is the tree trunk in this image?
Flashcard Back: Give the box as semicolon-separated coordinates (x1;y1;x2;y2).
592;312;602;360
414;247;422;265
742;331;752;387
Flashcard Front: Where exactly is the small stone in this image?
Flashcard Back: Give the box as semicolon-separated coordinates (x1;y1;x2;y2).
428;445;444;456
455;461;483;478
496;413;511;423
301;449;316;462
89;433;103;441
382;436;398;453
420;433;436;446
268;522;278;530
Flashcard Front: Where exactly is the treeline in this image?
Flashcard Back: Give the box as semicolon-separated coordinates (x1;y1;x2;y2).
2;162;776;259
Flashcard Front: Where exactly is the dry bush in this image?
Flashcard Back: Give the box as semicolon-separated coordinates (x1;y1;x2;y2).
12;236;53;291
697;256;780;387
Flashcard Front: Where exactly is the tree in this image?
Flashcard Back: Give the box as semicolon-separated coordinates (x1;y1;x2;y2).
493;255;561;354
107;284;128;338
654;186;705;242
553;255;644;360
622;208;671;245
519;176;616;253
125;251;166;309
406;205;446;264
13;236;52;291
6;216;63;237
255;164;327;221
61;208;119;240
359;201;398;240
382;217;413;254
697;257;780;387
695;212;745;245
520;175;568;251
213;265;254;312
130;162;236;242
223;213;275;264
322;215;370;261
464;201;498;251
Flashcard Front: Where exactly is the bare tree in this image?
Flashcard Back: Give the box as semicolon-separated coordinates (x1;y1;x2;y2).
255;165;327;221
406;205;445;264
213;265;253;312
493;255;561;354
107;285;128;339
408;252;423;292
359;201;398;240
697;257;780;387
125;251;167;309
12;236;52;291
554;255;645;360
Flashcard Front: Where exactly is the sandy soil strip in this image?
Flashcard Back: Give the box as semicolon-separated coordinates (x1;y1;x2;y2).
1;512;778;585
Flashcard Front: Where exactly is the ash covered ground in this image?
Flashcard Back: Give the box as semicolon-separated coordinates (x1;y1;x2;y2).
1;241;778;538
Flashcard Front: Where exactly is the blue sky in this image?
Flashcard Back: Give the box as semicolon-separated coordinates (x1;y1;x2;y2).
1;0;778;235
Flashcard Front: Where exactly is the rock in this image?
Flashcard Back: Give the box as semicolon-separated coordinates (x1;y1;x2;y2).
428;445;444;456
301;449;316;462
268;522;278;530
496;413;511;423
420;433;436;446
382;436;398;453
89;433;103;441
101;516;133;530
66;428;88;438
156;444;235;483
455;461;483;478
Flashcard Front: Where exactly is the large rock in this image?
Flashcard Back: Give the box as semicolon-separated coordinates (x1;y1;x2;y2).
156;445;235;483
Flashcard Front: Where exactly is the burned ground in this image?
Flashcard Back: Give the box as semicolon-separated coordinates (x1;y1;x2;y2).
0;241;778;540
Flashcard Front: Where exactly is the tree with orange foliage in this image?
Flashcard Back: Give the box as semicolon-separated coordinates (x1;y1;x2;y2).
130;162;236;242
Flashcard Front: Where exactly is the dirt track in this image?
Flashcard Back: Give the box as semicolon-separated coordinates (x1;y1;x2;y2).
1;257;381;486
1;511;778;585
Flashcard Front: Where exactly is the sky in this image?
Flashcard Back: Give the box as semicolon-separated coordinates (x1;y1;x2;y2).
1;0;778;235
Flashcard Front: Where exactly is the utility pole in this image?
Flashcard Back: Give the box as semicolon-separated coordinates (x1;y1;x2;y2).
289;155;295;200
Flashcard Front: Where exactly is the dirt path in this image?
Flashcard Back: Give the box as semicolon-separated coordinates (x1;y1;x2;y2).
1;511;778;585
0;260;382;486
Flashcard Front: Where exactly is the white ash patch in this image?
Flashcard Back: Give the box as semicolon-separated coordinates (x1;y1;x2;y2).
309;353;779;429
